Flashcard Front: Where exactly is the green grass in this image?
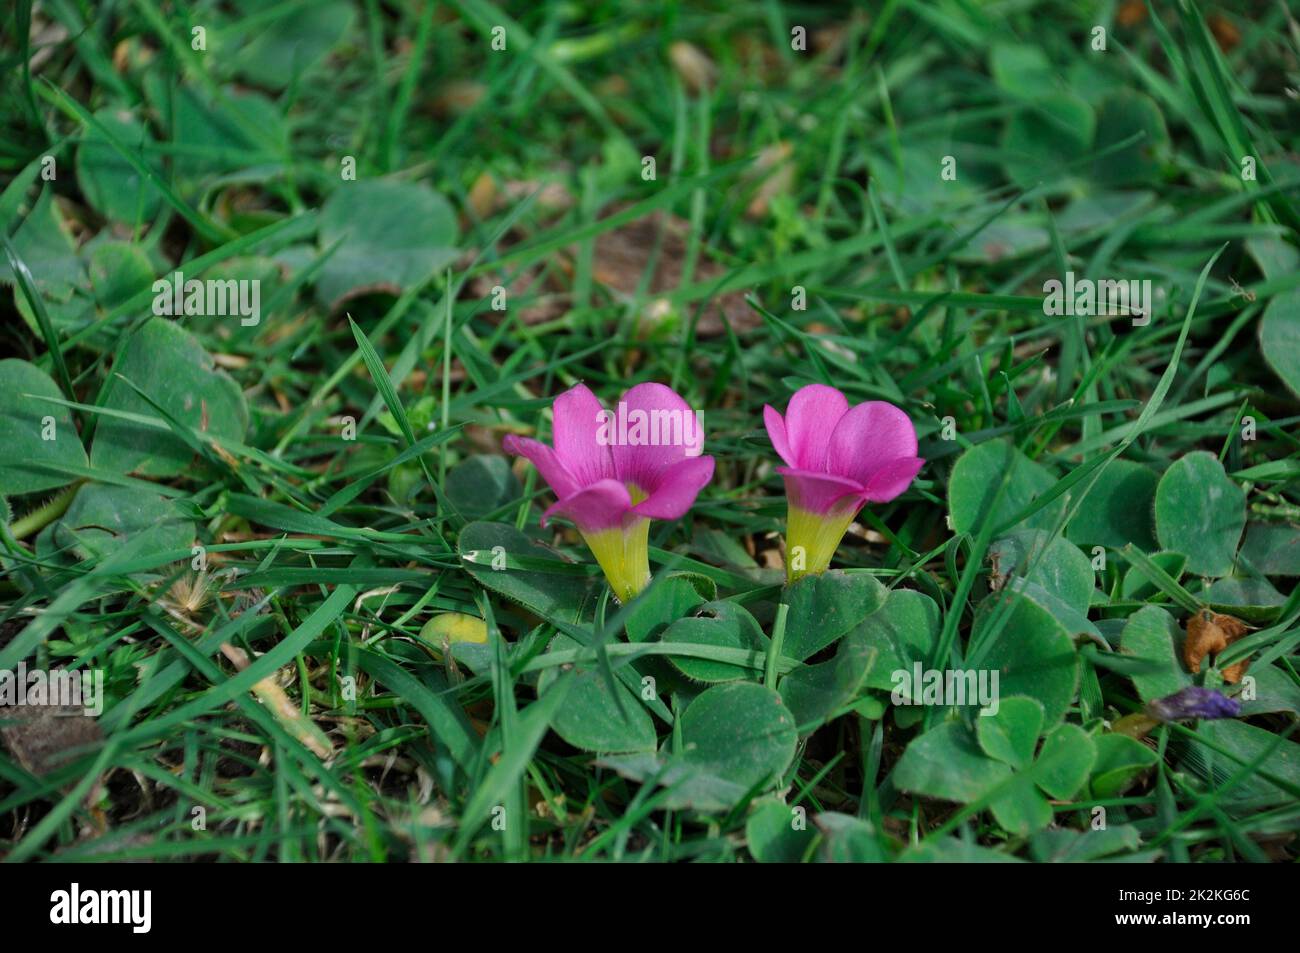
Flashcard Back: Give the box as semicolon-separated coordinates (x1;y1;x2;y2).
1;0;1299;862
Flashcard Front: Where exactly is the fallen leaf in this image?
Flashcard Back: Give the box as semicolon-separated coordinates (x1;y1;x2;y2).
590;207;757;337
668;41;715;93
1183;609;1251;683
745;142;794;219
1;702;103;778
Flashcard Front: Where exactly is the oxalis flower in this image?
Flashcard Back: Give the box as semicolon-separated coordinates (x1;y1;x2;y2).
503;382;713;603
764;384;923;583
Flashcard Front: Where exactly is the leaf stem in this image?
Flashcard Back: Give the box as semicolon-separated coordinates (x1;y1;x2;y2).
9;482;80;540
765;602;790;689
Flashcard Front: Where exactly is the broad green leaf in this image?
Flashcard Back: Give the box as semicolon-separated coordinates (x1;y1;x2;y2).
1154;451;1245;577
38;483;193;564
746;798;814;863
989;44;1056;99
1033;722;1096;800
678;682;797;796
896;716;1093;836
537;634;656;753
814;813;888;862
88;242;155;313
1090;91;1169;187
1240;522;1300;576
976;696;1045;769
1001;93;1095;189
600;682;798;811
1258;289;1300;400
1029;824;1143;862
232;0;355;89
660;601;768;682
458;521;596;624
990;529;1094;614
1121;550;1186;601
188;257;284;338
169;87;287;185
1204;576;1285;622
316;180;458;308
893;721;1011;804
781;569;886;661
1065;458;1158;551
74;109;163;224
976;587;1080;725
624;573;706;643
1247;236;1300;282
90;318;249;477
1;188;83;301
1179;719;1300;806
0;359;88;495
1237;663;1300;717
1119;605;1190;703
858;589;941;693
779;629;877;732
902;837;1023;863
948;438;1063;536
445;455;521;520
1089;733;1159;799
988;784;1053;837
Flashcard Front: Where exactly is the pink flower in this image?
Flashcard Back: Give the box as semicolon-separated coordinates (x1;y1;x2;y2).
764;384;923;582
503;382;714;602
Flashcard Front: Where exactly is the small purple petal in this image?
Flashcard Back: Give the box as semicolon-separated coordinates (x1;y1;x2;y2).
502;434;578;500
763;404;795;468
827;401;919;486
609;382;705;492
633;456;715;520
552;383;615;487
783;384;849;471
1147;685;1241;722
777;467;864;516
861;455;925;503
541;478;632;533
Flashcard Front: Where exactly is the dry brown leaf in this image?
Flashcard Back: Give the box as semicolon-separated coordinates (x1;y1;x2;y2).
468;265;571;326
590;207;757;337
1209;14;1240;52
502;179;575;212
745;142;794;219
2;702;104;778
468;172;497;220
219;643;334;758
669;41;716;93
1183;609;1251;684
1118;0;1147;27
432;80;485;116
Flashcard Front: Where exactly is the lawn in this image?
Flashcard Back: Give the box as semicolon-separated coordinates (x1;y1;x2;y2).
1;0;1299;863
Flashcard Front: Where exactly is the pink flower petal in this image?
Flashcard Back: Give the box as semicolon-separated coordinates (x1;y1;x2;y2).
763;404;795;467
783;384;849;471
608;382;705;493
776;467;864;516
541;478;633;532
553;383;615;487
861;455;924;503
632;456;715;520
826;401;918;485
502;434;578;500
